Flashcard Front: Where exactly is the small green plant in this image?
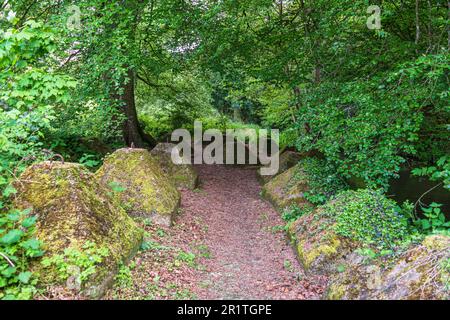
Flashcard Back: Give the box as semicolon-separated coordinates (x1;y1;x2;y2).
282;205;314;232
156;229;166;238
195;244;212;259
41;241;109;285
322;189;410;248
0;207;44;300
412;156;450;191
140;240;170;251
337;264;346;273
355;247;378;260
173;288;196;300
142;218;153;227
283;259;294;272
108;181;127;193
176;251;196;268
415;203;450;234
270;225;285;234
115;262;135;288
79;154;101;169
282;205;313;223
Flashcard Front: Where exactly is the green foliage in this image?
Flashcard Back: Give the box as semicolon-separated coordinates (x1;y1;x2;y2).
176;251;196;268
414;203;450;235
322;189;410;248
137;69;215;140
282;205;313;223
0;207;44;300
412;156;450;191
195;0;449;190
78;154;101;169
41;241;109;284
0;20;76;191
295;158;349;205
295;51;449;189
115;262;135;288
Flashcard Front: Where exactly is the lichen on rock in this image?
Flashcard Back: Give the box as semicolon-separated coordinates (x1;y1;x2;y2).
262;164;310;211
327;235;450;300
95;148;180;226
150;143;199;190
288;207;360;275
13;161;143;298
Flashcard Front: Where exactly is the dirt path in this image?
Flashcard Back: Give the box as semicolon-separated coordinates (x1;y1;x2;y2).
186;165;326;300
106;164;326;300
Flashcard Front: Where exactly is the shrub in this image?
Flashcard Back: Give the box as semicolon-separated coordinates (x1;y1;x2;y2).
0;207;44;300
41;241;109;286
291;157;349;205
321;189;410;248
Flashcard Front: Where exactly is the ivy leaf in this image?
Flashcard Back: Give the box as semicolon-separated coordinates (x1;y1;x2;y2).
420;220;431;230
0;229;23;245
21;238;41;250
18;271;32;284
1;266;16;278
21;216;37;228
2;185;17;198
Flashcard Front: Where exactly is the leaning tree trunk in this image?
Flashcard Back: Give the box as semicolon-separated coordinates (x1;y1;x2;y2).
116;69;156;148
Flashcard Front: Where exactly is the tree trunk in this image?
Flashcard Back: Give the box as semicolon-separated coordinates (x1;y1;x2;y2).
117;69;156;148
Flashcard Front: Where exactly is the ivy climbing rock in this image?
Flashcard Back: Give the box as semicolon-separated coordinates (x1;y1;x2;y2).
327;235;450;300
288;206;360;275
13;161;143;298
262;164;310;211
257;150;302;184
150;143;199;190
288;189;410;275
95;148;180;226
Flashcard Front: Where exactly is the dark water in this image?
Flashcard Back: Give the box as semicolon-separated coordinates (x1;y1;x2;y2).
347;169;450;217
387;169;450;216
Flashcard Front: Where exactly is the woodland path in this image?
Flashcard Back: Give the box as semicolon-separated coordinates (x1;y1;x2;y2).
185;165;326;300
105;164;326;300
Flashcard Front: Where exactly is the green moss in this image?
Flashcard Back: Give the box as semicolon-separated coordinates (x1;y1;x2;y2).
262;164;310;210
263;157;348;211
327;284;346;300
150;143;199;190
297;234;341;270
13;161;143;297
96;148;180;225
258;150;302;184
422;235;450;250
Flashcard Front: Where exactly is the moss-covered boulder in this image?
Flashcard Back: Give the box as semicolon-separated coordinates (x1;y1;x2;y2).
13;161;143;298
95;148;180;226
288;207;360;275
150;143;199;190
258;150;302;184
288;189;410;275
327;235;450;300
262;164;310;211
